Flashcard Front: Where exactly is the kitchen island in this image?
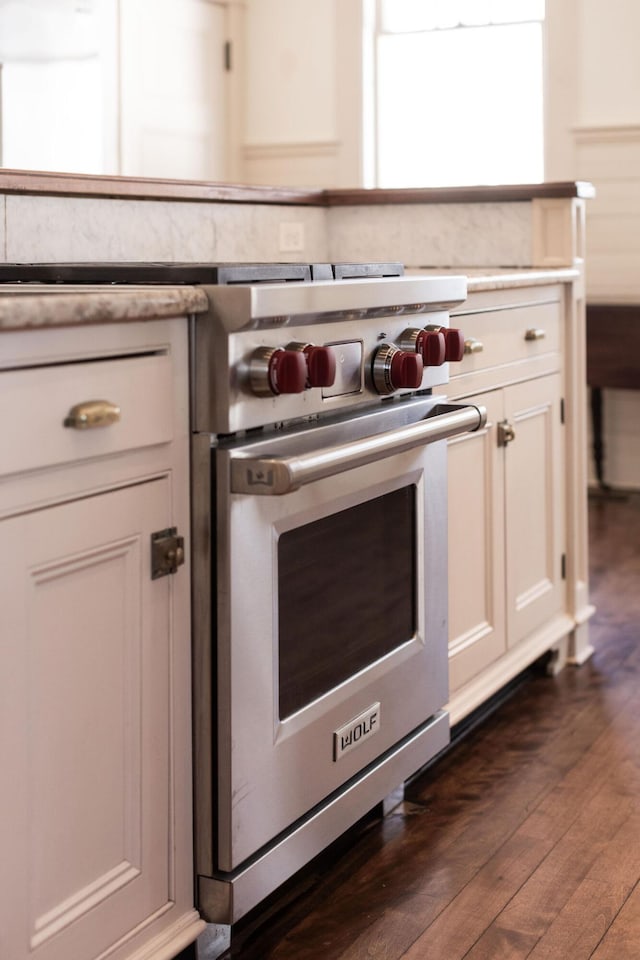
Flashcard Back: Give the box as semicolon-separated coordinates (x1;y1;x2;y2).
0;252;592;958
0;173;593;960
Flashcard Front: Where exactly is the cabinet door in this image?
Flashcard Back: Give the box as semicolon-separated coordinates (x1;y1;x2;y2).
504;374;565;647
1;479;172;960
447;390;506;693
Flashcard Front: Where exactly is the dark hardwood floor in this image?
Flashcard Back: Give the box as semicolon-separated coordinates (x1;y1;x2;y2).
226;492;640;960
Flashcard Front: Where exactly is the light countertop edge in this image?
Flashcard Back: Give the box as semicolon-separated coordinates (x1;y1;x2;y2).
466;267;580;292
407;267;581;292
0;268;581;332
0;285;210;332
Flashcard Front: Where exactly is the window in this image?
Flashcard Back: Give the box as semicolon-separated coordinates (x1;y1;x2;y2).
374;0;545;187
0;0;118;174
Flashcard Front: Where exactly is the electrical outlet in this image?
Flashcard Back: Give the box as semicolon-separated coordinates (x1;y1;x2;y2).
279;222;305;253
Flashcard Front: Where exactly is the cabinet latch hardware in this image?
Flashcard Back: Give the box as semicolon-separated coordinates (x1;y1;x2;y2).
151;528;185;580
560;398;565;424
497;420;516;446
561;553;567;579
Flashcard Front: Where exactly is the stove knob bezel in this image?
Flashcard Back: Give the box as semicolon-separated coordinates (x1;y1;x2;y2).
398;327;447;367
249;346;307;396
371;343;424;395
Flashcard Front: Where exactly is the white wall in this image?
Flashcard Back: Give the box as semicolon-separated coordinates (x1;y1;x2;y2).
546;0;640;489
241;0;640;487
546;0;640;295
0;0;119;174
245;0;336;144
242;0;365;187
119;0;230;181
578;0;640;126
0;0;231;181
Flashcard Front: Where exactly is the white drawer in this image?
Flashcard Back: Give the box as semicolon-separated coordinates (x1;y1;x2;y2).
1;351;174;477
451;300;561;378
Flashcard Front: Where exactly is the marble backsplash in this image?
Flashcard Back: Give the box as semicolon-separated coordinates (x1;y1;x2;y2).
2;194;329;264
326;201;533;268
1;191;536;268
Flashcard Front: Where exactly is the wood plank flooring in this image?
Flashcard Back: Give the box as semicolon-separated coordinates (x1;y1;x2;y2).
227;492;640;960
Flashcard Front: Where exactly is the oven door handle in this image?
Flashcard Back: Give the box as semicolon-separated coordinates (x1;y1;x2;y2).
229;402;487;495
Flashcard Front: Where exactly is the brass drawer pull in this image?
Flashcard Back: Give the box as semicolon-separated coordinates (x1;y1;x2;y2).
525;328;546;341
464;338;484;355
64;399;121;430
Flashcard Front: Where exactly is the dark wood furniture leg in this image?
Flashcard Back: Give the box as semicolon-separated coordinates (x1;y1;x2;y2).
590;386;607;490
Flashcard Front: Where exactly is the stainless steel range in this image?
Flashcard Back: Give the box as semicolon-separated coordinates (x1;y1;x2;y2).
0;260;486;927
187;263;486;925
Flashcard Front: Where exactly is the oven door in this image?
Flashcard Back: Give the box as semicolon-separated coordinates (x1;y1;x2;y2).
209;398;484;871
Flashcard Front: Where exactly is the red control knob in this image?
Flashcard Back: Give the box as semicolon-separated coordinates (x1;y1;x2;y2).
269;349;307;394
372;343;424;394
303;344;337;388
390;350;423;389
443;327;465;363
416;329;446;366
286;341;337;388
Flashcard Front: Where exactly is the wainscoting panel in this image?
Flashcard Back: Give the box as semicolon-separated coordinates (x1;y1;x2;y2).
242;140;341;187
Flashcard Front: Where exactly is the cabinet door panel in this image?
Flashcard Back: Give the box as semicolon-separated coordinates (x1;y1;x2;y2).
447;390;506;693
505;374;565;646
1;479;172;960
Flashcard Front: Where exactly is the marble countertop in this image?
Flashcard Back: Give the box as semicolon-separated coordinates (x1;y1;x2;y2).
0;284;210;332
0;266;580;332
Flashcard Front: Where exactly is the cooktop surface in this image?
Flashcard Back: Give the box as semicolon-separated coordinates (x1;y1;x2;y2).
0;261;404;285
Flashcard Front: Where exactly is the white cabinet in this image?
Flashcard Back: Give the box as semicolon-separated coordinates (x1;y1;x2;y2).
445;283;586;723
0;319;204;960
447;389;505;693
504;376;565;647
448;375;565;694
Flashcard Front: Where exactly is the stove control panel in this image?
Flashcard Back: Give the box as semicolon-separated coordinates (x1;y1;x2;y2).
245;321;467;402
192;272;470;433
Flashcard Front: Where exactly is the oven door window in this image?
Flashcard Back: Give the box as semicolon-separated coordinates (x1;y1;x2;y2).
277;485;417;720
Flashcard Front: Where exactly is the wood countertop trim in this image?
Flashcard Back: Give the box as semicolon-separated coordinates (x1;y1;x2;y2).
324;181;596;205
0;170;594;206
0;169;326;206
